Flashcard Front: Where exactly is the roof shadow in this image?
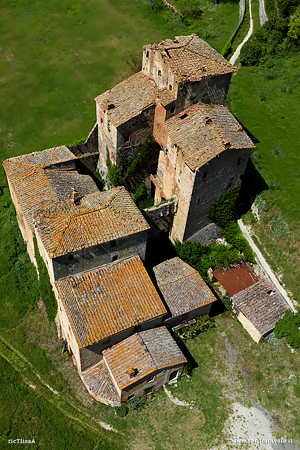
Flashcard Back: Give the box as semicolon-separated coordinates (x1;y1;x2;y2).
171;333;198;374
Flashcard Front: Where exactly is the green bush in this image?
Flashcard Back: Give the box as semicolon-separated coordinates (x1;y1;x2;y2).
271;215;289;237
132;183;148;204
107;136;159;187
34;238;57;321
207;186;240;228
274;309;300;348
221;40;232;58
115;405;128;417
174;315;215;340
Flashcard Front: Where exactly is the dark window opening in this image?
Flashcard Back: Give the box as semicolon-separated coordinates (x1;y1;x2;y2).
161;196;166;201
108;240;116;248
233;305;240;315
202;171;208;181
145;387;153;394
151;181;156;198
169;84;172;91
237;157;243;165
158;69;162;77
267;290;275;295
146;51;149;58
151;162;158;175
170;106;175;114
107;103;115;110
112;255;119;262
147;375;154;383
128;394;135;401
124;135;130;143
169;370;178;382
100;118;103;124
180;113;187;120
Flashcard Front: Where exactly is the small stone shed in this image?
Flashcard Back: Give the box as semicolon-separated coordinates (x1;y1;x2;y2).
96;326;186;405
231;279;290;342
152;257;217;327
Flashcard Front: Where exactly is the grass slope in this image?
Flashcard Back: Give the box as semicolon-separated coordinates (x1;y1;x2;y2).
227;58;300;303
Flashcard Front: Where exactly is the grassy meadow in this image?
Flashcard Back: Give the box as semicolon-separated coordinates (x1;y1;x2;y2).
227;58;300;304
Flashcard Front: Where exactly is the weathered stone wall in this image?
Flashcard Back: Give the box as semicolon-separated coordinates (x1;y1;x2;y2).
142;46;178;97
119;364;184;403
52;230;148;281
176;74;232;112
164;303;212;328
183;148;250;241
142;198;177;239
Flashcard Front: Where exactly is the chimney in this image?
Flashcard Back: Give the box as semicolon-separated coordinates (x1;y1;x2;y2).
128;367;139;378
72;189;80;204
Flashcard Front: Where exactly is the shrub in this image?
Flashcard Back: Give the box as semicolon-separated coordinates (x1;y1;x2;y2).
294;380;300;398
273;145;285;156
207;186;240;228
274;309;300;348
127;394;148;410
115;405;128;417
255;371;264;383
132;183;148;205
221;40;232;58
255;195;267;218
260;91;266;101
174;315;215;340
270;215;289;237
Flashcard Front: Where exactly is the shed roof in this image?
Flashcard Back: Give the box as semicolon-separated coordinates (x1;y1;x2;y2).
55;255;167;349
148;34;236;81
2;146;97;231
95;72;157;127
33;186;149;258
153;257;217;319
103;326;187;390
232;279;289;336
164;103;255;171
212;262;258;296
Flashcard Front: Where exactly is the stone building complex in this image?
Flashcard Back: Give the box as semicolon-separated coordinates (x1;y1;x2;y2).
3;34;266;406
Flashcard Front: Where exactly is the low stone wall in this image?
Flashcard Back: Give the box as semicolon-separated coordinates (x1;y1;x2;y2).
143;198;177;238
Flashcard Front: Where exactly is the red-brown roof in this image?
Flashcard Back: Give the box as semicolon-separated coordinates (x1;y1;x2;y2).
103;326;187;390
213;263;258;296
55;256;167;349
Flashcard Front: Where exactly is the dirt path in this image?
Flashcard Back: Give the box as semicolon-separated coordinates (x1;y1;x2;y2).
259;0;268;25
161;0;179;14
238;219;296;312
230;0;253;65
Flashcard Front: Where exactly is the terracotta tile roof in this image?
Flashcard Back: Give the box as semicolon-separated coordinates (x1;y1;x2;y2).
44;170;98;202
150;34;236;81
164;103;255;171
2;146;81;231
153;257;217;319
33;186;150;258
212;262;258;296
157;88;176;107
55;256;167;349
81;360;120;405
95;72;157;127
232;279;289;336
103;326;187;390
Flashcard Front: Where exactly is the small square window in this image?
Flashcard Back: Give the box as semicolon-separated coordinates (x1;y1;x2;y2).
128;394;135;401
147;375;154;383
112;255;118;262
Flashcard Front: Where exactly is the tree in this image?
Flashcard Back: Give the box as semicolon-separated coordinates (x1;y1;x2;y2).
288;5;300;39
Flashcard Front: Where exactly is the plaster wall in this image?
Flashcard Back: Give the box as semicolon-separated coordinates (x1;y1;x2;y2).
234;307;262;343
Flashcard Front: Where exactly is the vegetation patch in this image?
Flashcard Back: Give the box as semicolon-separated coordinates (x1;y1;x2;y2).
106;136;159;187
34;238;57;322
173;315;215;340
274;309;300;348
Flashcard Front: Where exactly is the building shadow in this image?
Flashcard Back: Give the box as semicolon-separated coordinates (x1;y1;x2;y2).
171;333;199;374
145;229;177;266
236;159;269;218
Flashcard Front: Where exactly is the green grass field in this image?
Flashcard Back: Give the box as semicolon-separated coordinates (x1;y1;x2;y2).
227;58;300;303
